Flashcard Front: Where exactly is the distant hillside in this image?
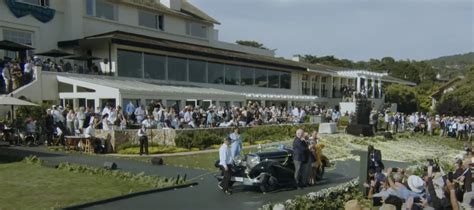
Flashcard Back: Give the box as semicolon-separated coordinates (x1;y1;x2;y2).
426;52;474;77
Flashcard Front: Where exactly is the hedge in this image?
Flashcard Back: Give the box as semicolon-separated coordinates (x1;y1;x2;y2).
260;179;371;210
175;123;319;150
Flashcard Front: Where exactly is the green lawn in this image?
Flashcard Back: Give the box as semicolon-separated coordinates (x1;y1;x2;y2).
0;161;153;209
128;133;470;172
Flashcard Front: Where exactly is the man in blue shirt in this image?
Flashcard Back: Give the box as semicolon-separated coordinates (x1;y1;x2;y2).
125;101;135;120
218;137;232;195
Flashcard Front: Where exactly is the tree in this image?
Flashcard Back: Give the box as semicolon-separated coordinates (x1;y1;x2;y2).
235;40;268;50
436;65;474;116
384;84;419;114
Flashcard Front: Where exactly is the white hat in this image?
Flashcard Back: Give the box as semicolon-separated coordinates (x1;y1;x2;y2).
407;175;424;193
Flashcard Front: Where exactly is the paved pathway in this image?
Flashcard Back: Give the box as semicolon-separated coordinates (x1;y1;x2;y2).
0;146;408;210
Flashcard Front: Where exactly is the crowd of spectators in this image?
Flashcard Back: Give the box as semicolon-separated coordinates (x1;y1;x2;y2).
39;100;344;136
0;57;36;94
39;58;104;75
361;146;473;210
372;111;473;140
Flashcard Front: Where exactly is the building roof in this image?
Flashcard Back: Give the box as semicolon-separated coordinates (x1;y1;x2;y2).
430;76;465;98
115;0;220;25
180;0;220;24
59;31;336;72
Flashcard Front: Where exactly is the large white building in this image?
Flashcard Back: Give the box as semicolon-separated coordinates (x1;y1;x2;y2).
1;0;415;110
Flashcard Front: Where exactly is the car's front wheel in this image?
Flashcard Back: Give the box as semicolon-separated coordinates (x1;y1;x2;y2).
259;173;278;193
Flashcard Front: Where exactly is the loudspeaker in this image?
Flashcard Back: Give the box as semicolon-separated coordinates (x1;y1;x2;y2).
151;157;164;165
359;150;369;195
103;162;117;170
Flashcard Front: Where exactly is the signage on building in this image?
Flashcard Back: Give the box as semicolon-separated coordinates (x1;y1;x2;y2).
5;0;55;23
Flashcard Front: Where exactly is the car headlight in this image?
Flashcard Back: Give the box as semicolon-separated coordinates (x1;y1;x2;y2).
233;155;242;165
247;154;260;169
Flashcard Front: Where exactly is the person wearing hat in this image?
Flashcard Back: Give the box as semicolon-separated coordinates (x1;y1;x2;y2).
218;136;232;195
344;199;362;210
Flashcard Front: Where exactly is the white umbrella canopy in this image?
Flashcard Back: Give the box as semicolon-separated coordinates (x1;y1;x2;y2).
0;96;39;106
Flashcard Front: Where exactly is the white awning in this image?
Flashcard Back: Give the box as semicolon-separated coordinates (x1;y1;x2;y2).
56;75;245;101
242;93;319;101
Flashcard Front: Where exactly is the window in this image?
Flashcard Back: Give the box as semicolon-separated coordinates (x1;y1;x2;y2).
139;10;164;30
188;59;206;83
144;53;166;80
224;65;240;85
3;29;33;46
16;0;49;7
208;62;224;84
240;67;254;86
255;68;268;88
117;50;142;78
167;57;187;81
302;75;309;95
268;70;280;88
321;76;328;97
311;76;320;96
186;22;208;38
280;72;291;89
3;28;33;58
86;0;117;21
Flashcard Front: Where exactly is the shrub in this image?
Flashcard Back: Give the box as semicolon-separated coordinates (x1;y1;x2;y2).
57;162;185;188
175;123;319;150
338;116;349;127
118;146;190;155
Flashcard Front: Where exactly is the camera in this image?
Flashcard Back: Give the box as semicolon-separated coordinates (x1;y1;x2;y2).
447;172;454;182
392;168;399;173
426;159;440;172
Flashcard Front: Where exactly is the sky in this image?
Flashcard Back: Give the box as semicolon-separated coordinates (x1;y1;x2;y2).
189;0;474;61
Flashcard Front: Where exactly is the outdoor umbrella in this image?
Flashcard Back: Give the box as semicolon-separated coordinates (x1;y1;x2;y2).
0;40;34;51
0;96;39;106
0;96;39;122
35;49;72;58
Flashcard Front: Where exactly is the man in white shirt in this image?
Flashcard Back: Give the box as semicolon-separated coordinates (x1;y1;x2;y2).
134;105;145;123
137;125;148;155
141;116;156;129
218;137;232;195
24;58;33;82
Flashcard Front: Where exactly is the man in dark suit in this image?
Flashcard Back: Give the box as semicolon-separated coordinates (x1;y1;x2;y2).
368;145;384;172
293;129;310;188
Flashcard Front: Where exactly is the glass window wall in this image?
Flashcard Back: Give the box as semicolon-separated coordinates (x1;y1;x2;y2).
225;65;240;85
167;57;187;81
117;50;142;78
208;62;224;84
268;70;280;88
188;59;207;83
240;67;254;86
144;53;166;80
255;68;268;88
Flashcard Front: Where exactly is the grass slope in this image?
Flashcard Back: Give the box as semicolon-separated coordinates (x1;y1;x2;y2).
0;162;152;209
